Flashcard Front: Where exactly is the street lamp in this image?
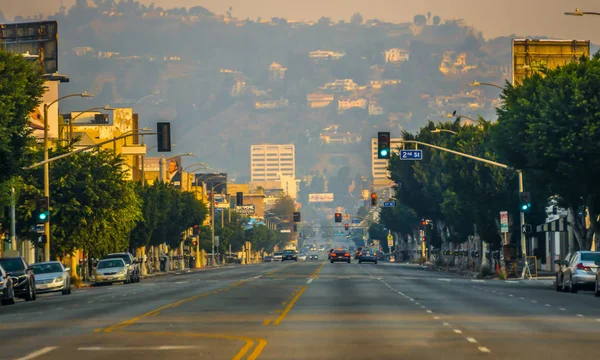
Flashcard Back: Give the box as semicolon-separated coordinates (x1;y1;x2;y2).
445;112;478;124
210;181;228;265
564;8;600;16
67;105;114;142
43;92;94;262
431;129;458;135
468;80;504;90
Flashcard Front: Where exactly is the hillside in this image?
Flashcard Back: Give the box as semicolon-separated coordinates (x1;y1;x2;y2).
21;2;540;182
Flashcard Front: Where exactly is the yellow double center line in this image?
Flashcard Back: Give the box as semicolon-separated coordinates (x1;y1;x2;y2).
267;262;324;326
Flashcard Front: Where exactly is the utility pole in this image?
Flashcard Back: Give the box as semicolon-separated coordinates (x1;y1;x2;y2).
10;187;17;251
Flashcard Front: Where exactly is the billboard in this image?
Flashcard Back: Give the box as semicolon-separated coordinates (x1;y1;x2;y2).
166;156;182;189
29;80;59;139
195;173;227;194
308;193;334;203
0;21;59;74
512;39;590;85
141;156;182;189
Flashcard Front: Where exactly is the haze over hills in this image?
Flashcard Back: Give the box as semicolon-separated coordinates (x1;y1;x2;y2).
5;0;600;43
3;0;599;210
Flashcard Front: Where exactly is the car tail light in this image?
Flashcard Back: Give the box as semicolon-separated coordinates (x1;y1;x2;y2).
344;253;350;257
576;263;591;271
331;253;337;256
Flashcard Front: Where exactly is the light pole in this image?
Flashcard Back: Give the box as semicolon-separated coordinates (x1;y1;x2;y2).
43;92;94;262
468;80;504;90
66;105;114;142
210;181;227;265
564;8;600;16
445;112;478;124
431;129;458;135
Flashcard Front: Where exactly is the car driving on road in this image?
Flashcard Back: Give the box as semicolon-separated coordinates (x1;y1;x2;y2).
282;249;298;262
0;264;15;305
330;249;351;264
358;249;378;264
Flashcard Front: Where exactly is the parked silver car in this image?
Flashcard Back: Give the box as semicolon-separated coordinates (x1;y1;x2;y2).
30;261;71;295
94;259;129;285
555;251;600;293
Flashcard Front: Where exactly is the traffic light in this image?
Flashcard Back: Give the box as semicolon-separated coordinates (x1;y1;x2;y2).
519;191;531;213
293;211;301;222
192;239;198;247
236;192;244;206
334;213;342;223
157;122;172;152
370;192;378;206
193;225;199;236
377;131;391;159
37;196;49;223
344;223;349;231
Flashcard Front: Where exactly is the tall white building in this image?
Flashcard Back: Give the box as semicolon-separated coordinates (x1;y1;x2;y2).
371;137;402;185
250;144;296;181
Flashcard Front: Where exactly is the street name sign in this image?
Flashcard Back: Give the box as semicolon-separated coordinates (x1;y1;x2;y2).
400;150;423;160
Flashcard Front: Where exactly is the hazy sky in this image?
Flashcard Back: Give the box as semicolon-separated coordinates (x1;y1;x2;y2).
4;0;600;43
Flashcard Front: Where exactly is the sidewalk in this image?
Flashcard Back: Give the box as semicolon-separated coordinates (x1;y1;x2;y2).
423;263;555;281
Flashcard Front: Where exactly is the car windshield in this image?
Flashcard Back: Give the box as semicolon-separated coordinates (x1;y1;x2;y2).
274;252;283;256
105;254;131;264
283;250;295;254
581;252;600;262
98;260;124;269
30;263;63;274
0;258;25;272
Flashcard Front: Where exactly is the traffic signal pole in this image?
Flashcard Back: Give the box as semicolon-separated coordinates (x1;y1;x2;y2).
401;140;531;279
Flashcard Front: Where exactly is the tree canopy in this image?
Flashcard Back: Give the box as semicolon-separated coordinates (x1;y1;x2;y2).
494;53;600;249
0;49;45;189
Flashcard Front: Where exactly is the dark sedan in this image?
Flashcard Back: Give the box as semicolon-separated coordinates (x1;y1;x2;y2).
0;257;36;301
282;250;298;262
330;249;351;264
358;250;378;264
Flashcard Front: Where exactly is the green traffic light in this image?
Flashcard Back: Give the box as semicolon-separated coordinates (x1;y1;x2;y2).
380;149;388;157
39;213;47;220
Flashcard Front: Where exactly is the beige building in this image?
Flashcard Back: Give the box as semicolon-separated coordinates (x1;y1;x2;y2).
268;62;287;80
309;50;345;60
250;144;295;182
338;97;367;113
384;48;409;63
306;93;335;108
254;99;289;110
371;137;403;186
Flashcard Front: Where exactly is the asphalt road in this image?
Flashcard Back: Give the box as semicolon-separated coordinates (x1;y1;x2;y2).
2;260;600;360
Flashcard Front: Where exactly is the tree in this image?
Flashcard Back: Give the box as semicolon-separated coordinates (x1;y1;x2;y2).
413;14;427;26
350;12;363;25
0;49;45;188
433;15;441;25
16;147;142;257
494;53;600;250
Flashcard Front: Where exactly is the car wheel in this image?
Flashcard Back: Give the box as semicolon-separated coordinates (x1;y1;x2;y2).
125;275;130;284
569;277;578;293
24;283;35;301
347;260;351;263
374;261;378;265
595;278;600;297
295;259;297;262
330;260;334;264
359;260;362;264
555;275;561;292
62;280;71;295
